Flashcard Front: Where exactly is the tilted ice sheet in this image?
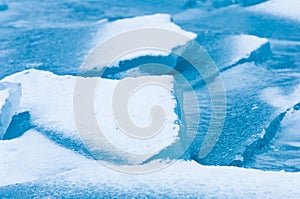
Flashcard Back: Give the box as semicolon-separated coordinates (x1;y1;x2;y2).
281;109;300;148
227;35;268;64
1;69;180;164
247;0;300;22
252;85;300;171
0;130;300;198
211;34;269;69
248;105;300;171
174;31;270;71
0;82;21;139
172;33;270;87
82;14;197;71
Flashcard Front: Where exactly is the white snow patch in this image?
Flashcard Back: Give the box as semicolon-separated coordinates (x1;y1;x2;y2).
0;130;91;186
207;34;269;69
224;34;268;66
248;0;300;22
82;14;197;71
1;70;180;164
260;85;300;111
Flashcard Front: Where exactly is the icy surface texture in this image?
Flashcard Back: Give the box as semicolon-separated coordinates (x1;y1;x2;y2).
0;82;21;139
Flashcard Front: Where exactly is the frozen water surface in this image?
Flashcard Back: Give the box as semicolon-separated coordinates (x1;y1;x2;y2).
0;0;300;197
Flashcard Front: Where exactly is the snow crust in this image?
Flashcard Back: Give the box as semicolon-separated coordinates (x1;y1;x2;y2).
1;130;300;198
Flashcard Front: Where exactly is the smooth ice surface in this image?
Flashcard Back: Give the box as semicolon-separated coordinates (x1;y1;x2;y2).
1;69;180;164
0;131;300;198
82;14;197;71
0;82;21;139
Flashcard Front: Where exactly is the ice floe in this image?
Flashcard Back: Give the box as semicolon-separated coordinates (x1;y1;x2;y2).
1;69;181;164
81;14;197;74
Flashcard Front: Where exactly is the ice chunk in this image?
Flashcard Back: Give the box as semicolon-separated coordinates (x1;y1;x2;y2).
249;104;300;172
82;14;197;74
213;34;269;69
248;85;300;171
96;14;196;46
0;82;21;139
2;69;182;164
248;0;300;22
173;34;270;84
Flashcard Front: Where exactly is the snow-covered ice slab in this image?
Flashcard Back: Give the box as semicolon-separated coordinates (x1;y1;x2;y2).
251;106;300;171
248;0;300;22
1;69;182;164
252;85;300;171
174;34;270;84
82;14;197;73
280;106;300;149
0;82;21;139
213;34;269;70
0;130;300;198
